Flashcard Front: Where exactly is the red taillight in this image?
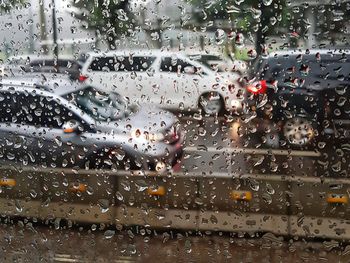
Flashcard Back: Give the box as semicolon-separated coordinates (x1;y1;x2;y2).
78;74;88;82
246;80;267;95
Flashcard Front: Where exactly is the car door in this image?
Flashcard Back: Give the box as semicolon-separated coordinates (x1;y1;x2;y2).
83;56;117;92
29;94;93;168
115;55;158;106
0;90;56;166
157;56;202;110
0;90;32;165
0;91;90;168
85;55;157;106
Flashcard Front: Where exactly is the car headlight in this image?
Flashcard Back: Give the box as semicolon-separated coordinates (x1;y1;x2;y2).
131;129;165;142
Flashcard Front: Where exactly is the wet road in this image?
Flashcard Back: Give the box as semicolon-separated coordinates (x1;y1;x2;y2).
0;221;350;263
179;115;348;178
1;223;350;263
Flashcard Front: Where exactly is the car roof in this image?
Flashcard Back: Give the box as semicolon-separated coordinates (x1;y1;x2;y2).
0;74;84;96
6;55;79;64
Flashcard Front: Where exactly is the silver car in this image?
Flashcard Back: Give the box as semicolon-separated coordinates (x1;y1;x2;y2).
0;75;184;172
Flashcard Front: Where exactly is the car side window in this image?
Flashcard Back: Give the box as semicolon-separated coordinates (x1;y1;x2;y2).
89;56;155;72
0;91;79;129
160;57;199;74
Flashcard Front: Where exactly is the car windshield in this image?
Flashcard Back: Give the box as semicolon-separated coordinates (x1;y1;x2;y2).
189;54;227;72
69;87;132;121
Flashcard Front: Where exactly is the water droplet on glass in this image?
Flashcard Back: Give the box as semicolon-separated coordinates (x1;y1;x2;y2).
104;230;115;239
115;191;124;201
26;19;33;25
135;180;148;192
263;0;273;6
70;26;77;34
254;156;264;166
247;49;257;59
318;141;326;149
262;193;272;204
98;199;110;213
266;183;275;195
117;9;128;21
185;239;192;254
30;190;37;198
270;16;277;25
15;200;23;213
331;161;341;172
249;179;259;191
7;153;15;160
235;33;244;47
226;5;240;13
215;29;225;45
121;180;131;191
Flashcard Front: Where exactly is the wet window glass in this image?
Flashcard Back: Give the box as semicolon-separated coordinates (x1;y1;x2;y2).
1;0;350;261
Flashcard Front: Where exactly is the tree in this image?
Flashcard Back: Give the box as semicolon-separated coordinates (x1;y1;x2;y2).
0;0;26;12
70;0;135;49
291;1;350;48
187;0;288;54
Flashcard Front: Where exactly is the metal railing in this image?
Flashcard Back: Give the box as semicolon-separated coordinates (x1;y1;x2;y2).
0;164;348;239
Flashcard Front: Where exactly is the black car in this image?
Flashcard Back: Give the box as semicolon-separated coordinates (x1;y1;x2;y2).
245;49;350;147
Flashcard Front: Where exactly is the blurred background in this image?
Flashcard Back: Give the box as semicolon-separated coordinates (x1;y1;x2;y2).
1;0;349;59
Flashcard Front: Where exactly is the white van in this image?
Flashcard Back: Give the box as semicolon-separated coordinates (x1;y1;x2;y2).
80;50;245;115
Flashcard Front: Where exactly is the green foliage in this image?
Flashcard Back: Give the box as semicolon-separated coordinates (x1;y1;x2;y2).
71;0;134;49
0;0;26;13
189;0;287;35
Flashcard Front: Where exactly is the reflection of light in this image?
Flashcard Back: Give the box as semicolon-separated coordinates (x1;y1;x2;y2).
230;121;241;141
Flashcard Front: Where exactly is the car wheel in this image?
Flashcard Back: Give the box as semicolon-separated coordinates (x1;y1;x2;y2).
199;92;224;116
282;116;315;146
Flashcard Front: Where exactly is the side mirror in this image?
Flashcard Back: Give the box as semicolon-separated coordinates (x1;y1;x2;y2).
63;120;81;134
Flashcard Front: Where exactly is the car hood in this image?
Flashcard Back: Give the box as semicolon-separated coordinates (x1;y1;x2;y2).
95;105;178;134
